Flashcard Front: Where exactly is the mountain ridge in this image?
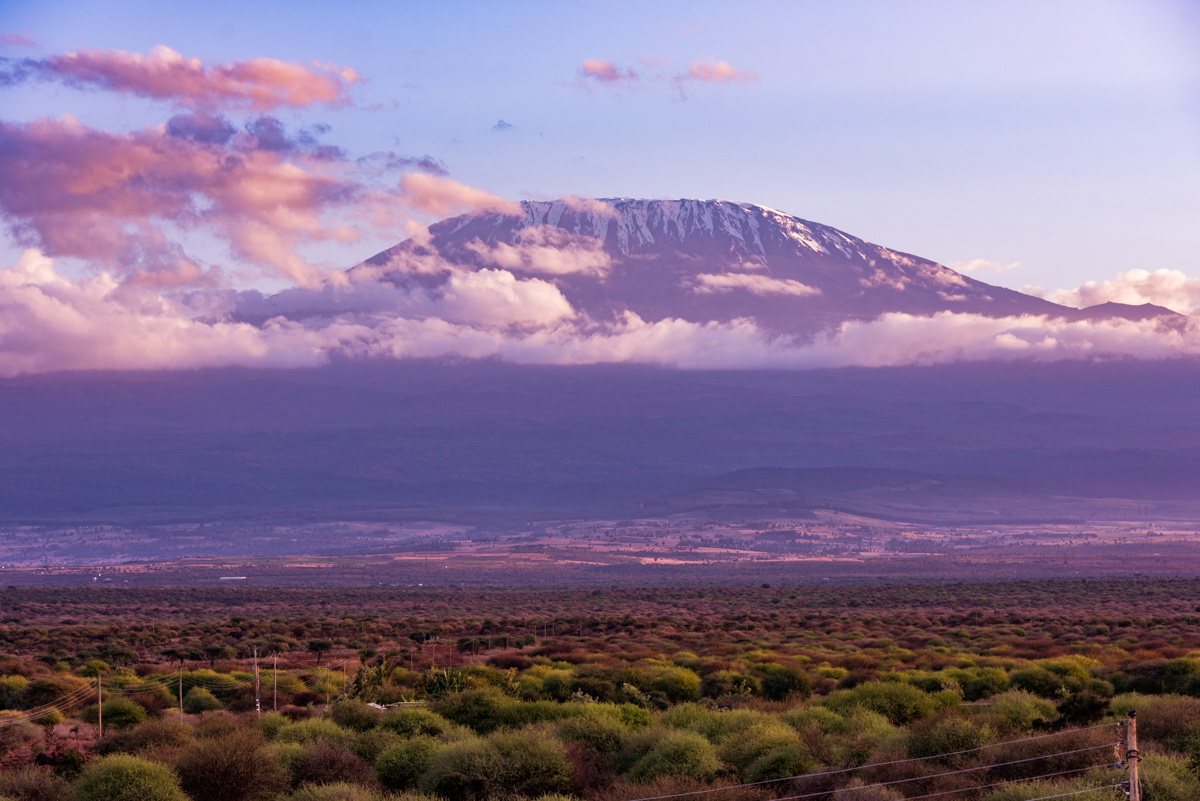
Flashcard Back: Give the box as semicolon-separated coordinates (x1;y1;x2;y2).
358;198;1182;335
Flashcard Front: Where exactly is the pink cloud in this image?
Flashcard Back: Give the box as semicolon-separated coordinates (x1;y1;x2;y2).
20;45;359;110
579;58;639;87
0;114;401;287
691;272;821;297
398;173;522;218
684;58;757;83
465;226;612;278
671;58;758;97
1031;269;1200;316
1;31;37;48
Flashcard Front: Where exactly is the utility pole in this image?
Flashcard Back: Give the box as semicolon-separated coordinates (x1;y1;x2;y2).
1126;710;1141;801
253;647;261;715
273;652;278;713
96;674;102;738
178;664;184;721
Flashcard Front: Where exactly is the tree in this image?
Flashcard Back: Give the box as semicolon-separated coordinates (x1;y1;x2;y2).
183;687;224;715
202;644;236;669
162;646;202;668
307;639;333;666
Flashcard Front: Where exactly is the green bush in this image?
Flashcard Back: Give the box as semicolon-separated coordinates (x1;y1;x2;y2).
963;668;1009;701
759;666;811;702
83;698;148;730
379;707;453;738
1109;694;1200;752
10;676;87;710
820;682;943;725
375;736;442;791
434;689;513;733
276;718;355;748
73;754;188;801
907;716;993;763
781;706;847;734
350;728;401;763
627;730;722;782
559;710;630;754
700;670;760;699
174;728;287;801
987;691;1056;732
417;737;500;800
182;686;223;714
330;699;382;732
257;711;290;739
1009;666;1079;699
286;783;390;801
745;744;814;782
96;717;195;756
717;721;800;776
489;730;574;798
653;669;702;704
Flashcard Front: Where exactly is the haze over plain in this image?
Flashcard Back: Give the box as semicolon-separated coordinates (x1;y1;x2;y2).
0;1;1199;547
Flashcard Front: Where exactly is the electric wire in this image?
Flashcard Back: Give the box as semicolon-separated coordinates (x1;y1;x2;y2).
995;785;1125;801
736;746;1117;801
619;723;1119;801
809;762;1122;801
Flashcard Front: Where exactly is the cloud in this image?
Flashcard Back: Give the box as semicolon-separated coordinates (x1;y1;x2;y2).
1;31;37;48
671;58;758;96
0;250;324;375
0;114;409;287
7;249;1200;377
465;226;612;278
579;59;639;87
2;45;359;110
561;195;621;219
397;173;522;218
951;258;1020;274
356;151;449;177
1031;268;1200;316
691;272;821;297
492;119;514;131
575;56;755;97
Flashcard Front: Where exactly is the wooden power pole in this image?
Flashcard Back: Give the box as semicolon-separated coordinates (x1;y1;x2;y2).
1126;710;1141;801
253;647;261;715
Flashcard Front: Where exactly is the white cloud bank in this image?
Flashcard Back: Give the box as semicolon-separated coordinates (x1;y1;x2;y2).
1029;268;1200;316
0;250;1198;377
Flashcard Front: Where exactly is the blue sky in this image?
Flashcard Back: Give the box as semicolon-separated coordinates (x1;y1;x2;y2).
2;0;1199;294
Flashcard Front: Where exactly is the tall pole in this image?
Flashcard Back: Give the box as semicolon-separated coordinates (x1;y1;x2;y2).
253;647;261;715
179;664;184;721
1127;710;1141;801
273;653;278;713
96;674;102;738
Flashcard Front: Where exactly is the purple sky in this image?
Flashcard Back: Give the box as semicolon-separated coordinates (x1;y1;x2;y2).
0;0;1198;375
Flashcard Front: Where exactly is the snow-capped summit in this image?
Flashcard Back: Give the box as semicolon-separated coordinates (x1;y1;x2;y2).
356;198;1179;334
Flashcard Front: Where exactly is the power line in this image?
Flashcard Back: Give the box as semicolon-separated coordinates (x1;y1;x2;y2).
619;723;1118;801
764;746;1118;801
878;763;1121;801
1004;784;1125;801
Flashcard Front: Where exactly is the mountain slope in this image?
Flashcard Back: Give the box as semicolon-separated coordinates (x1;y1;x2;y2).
357;198;1177;334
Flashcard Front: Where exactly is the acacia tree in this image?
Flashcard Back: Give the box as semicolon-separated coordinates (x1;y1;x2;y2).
307;639;333;666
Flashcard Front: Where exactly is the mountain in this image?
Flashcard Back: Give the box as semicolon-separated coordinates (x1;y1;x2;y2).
356;198;1182;334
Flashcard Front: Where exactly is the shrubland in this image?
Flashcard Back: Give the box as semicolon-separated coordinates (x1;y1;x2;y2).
0;578;1197;798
